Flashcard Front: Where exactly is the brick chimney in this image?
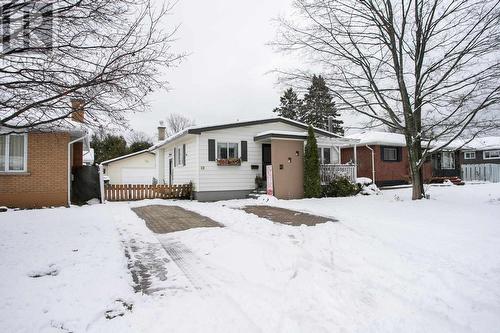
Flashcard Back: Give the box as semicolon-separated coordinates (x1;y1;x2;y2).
71;98;85;123
158;121;166;141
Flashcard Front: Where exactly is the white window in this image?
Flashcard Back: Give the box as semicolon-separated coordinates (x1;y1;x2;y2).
463;151;476;160
483;150;500;160
317;147;332;164
217;142;238;159
0;134;28;172
174;145;185;167
441;151;455;169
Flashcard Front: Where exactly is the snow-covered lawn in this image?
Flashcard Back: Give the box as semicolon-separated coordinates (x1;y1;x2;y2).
0;183;499;332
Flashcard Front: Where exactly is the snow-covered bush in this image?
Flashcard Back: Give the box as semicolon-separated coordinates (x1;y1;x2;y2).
355;178;381;195
322;176;359;197
359;184;381;195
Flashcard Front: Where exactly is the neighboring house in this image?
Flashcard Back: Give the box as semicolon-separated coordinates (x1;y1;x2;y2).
0;101;90;208
460;137;500;165
101;149;156;184
460;136;500;182
341;131;463;186
341;131;410;186
150;117;358;201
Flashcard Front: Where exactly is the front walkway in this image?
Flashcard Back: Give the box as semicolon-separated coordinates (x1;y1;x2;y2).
241;205;336;226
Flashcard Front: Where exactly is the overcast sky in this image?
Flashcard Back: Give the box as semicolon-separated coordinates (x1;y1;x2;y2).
126;0;298;140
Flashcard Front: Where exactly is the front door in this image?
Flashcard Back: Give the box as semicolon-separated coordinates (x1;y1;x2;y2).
262;144;271;180
168;158;173;185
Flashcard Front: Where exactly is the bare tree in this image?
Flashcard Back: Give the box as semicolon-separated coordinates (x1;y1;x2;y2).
165;113;195;136
274;0;500;199
0;0;184;131
127;131;152;145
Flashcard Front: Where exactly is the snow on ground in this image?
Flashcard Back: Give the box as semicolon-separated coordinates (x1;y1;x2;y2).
0;183;499;332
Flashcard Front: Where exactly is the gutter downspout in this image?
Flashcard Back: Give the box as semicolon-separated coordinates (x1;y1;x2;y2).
365;145;375;183
67;135;87;207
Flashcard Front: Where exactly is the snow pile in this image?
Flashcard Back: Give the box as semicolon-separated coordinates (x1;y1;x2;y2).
0;205;134;332
356;177;373;185
360;183;381;195
355;177;380;195
256;194;278;204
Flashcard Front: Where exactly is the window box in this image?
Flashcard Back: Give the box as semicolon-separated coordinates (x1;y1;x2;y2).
217;158;241;166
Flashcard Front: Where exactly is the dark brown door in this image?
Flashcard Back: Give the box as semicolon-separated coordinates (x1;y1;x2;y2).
262;144;271;180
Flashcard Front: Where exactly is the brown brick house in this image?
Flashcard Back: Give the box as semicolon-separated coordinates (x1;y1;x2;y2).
341;131;462;186
0;115;89;208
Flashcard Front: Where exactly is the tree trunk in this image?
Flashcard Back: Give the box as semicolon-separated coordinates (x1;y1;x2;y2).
408;145;425;200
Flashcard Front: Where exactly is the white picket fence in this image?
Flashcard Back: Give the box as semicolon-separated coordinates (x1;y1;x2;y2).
320;164;357;184
461;164;500;183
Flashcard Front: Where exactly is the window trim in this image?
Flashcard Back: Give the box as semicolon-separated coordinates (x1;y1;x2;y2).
381;146;399;162
463;151;476;160
216;141;239;160
173;145;185;168
441;151;455;170
0;133;28;173
483;150;500;160
317;147;332;165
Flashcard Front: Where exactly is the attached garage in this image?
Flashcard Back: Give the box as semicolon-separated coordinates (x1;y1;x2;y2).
101;150;156;185
121;167;156;184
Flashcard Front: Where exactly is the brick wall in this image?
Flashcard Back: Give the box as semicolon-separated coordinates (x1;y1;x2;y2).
342;145;441;185
342;145;411;186
0;132;70;208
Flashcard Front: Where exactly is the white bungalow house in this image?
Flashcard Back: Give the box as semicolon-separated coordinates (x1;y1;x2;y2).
150;117;359;201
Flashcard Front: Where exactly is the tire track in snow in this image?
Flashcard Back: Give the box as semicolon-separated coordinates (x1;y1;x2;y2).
159;238;261;332
161;240;209;291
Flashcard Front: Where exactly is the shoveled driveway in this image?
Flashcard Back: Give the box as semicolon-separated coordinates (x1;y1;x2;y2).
132;205;222;233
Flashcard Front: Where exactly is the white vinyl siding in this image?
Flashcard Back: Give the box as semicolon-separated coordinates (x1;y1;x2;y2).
0;133;28;172
104;152;155;184
198;122;305;192
162;135;199;187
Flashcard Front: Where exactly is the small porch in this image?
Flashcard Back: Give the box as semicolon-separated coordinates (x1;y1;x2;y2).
317;137;358;184
320;164;357;184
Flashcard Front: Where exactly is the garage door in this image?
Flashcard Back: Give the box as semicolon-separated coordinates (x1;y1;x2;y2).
121;168;156;184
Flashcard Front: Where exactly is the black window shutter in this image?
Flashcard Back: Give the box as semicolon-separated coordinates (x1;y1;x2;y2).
241;141;248;161
182;144;186;166
208;139;215;161
398;147;403;162
173;147;177;166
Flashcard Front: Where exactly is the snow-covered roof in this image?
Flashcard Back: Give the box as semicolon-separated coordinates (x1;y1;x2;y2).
100;149;154;165
345;131;406;146
0;118;89;138
345;131;500;151
465;136;500;150
150;117;352;151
